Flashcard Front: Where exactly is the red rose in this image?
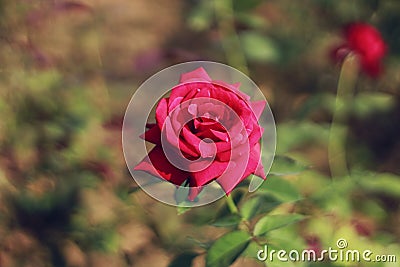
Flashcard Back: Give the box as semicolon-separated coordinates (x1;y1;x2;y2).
332;22;387;77
134;67;266;200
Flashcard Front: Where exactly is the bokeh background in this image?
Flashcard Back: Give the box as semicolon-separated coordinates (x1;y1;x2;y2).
0;0;399;266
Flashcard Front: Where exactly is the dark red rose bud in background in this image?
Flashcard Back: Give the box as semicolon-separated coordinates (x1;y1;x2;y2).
351;214;376;237
305;235;322;256
332;22;387;77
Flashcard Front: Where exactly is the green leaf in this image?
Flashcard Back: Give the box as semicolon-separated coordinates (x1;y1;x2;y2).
240;32;280;63
266;226;307;252
206;231;251;267
71;223;120;252
186;236;212;250
235;13;268;30
294;93;336;120
174;183;194;215
258;228;307;267
240;195;281;220
187;0;213;31
127;186;141;194
26;70;61;93
352;92;395;117
175;184;190;204
356;173;400;198
276;122;330;154
269;155;307;176
253;214;305;236
168;252;198;267
297;92;396;119
240;241;263;259
232;0;263;11
257;176;301;203
211;214;242;227
177;205;192;215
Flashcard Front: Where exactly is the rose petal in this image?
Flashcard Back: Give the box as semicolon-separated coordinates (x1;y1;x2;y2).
213;80;250;101
210;128;229;142
361;58;382;77
188;103;198;115
242;142;266;179
254;158;266;178
134;146;189;185
179;67;212;83
251;100;266;120
190;160;229;187
199;140;216;158
195;120;228;142
139;125;161;144
170;83;198;104
197;102;226;121
146;123;156;128
183;83;201;101
188;186;202;201
156;97;169;130
342;23;387;78
216;149;231;162
247;125;263;147
181;125;201;154
168;96;184;114
217;142;265;194
171;107;184;132
164;117;199;158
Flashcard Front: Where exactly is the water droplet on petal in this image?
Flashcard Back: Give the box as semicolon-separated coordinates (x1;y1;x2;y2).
199;139;216;158
188;103;197;115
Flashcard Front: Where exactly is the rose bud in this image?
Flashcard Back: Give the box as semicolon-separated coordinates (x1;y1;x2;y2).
305;235;322;256
331;22;387;77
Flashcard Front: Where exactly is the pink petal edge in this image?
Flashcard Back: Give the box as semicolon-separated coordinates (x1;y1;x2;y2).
179;67;212;83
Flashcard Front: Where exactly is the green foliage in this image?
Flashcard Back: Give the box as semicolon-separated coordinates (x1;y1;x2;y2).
240;31;280;63
258;175;302;203
232;0;263;11
240;195;281;220
175;184;191;204
187;0;213;31
276;122;330;154
12;181;80;233
269;155;308;176
177;205;192;215
355;172;400;198
205;231;251;267
72;222;120;252
211;213;242;227
297;92;396;120
235;12;268;30
352;92;396;118
253;214;305;236
168;252;198;267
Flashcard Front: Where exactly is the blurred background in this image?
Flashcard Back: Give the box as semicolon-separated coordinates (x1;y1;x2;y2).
0;0;399;266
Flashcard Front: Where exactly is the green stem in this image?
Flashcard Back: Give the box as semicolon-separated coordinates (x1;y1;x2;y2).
214;0;249;75
328;55;359;178
225;194;239;214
